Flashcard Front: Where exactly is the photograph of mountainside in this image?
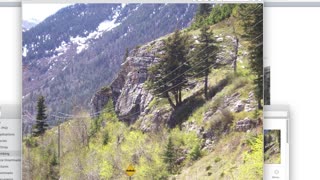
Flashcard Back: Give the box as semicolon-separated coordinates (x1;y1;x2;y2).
264;130;281;164
22;3;263;179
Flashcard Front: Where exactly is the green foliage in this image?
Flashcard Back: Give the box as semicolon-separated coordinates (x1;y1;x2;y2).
206;109;233;136
163;137;176;173
208;4;236;24
147;97;169;110
146;30;190;109
214;157;222;163
123;48;129;62
170;95;205;127
192;4;236;29
90;99;117;137
198;4;212;17
48;152;59;180
32;95;48;137
238;4;263;109
206;165;212;171
170;128;201;150
102;130;109;145
99;161;113;179
232;76;249;90
89;117;100;137
191;25;219;100
24;136;38;148
239;134;263;179
23;138;59;180
189;144;201;161
100;86;111;92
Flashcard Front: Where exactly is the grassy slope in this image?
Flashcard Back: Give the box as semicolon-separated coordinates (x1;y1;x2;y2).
172;132;262;180
169;19;263;180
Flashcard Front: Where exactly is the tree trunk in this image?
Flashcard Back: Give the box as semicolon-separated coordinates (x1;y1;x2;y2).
234;37;239;74
258;99;262;109
178;89;182;105
204;51;210;100
166;92;176;110
174;92;179;106
204;72;209;100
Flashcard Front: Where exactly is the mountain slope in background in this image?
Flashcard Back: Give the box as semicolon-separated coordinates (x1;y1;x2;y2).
22;4;198;127
22;19;40;31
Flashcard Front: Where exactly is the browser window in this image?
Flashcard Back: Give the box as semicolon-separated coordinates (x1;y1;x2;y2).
0;0;319;179
264;0;320;179
21;0;263;179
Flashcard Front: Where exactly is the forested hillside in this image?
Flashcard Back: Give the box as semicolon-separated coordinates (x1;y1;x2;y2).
23;3;263;180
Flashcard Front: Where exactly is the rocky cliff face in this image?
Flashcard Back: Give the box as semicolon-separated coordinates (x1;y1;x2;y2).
91;40;164;122
91;32;239;121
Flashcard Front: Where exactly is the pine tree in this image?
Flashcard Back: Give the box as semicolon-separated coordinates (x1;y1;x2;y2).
198;4;212;17
191;25;218;100
239;4;263;109
194;4;213;27
163;137;175;173
123;48;129;62
231;24;239;74
190;144;201;160
48;152;59;180
32;95;48;136
146;30;189;109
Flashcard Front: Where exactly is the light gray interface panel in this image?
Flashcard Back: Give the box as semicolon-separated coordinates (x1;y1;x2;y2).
0;105;21;180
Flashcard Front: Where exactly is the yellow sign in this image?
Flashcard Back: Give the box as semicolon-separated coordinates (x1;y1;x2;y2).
125;164;136;177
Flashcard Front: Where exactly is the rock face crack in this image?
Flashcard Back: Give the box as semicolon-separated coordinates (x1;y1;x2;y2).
91;40;164;123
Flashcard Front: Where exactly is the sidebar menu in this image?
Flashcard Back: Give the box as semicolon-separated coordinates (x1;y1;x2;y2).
0;105;21;180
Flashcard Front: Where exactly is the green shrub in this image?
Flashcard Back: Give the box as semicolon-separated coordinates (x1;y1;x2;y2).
102;131;109;145
239;134;263;179
214;157;222;163
100;86;111;92
170;128;201;150
206;165;212;171
207;109;233;136
24;136;38;148
189;144;201;161
232;76;249;90
192;4;236;29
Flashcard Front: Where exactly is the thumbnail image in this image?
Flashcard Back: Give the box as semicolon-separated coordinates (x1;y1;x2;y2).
264;66;270;105
264;130;281;164
22;3;263;179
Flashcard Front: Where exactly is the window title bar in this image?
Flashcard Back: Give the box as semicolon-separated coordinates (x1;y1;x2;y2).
22;0;263;4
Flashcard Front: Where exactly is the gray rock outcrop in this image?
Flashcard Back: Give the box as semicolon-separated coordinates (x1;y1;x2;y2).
235;117;259;132
90;40;164;123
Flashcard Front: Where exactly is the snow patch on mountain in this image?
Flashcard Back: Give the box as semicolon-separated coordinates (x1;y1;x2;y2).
52;16;121;55
70;17;120;54
23;45;28;57
70;36;88;54
98;19;120;32
55;41;69;56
